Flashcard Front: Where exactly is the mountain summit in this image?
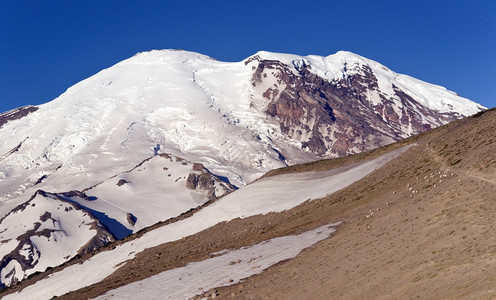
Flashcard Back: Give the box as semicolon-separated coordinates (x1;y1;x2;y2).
0;49;484;286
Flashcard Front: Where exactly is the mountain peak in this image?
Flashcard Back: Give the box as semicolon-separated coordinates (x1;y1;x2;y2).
122;49;217;67
0;49;485;287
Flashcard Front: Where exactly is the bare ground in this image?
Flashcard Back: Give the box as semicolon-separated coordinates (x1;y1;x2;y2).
208;110;496;299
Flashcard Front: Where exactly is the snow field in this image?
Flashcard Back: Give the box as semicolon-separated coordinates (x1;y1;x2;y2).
4;144;413;299
80;154;231;232
0;49;481;208
94;222;340;300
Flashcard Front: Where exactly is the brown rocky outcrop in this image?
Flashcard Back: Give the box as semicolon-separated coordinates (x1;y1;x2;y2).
186;162;235;200
0;105;39;129
249;56;462;157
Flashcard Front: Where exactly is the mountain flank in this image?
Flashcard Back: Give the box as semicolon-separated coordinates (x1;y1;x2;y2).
0;49;489;298
5;108;493;299
0;49;484;287
211;108;496;299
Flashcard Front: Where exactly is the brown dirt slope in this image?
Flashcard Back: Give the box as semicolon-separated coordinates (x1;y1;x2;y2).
209;108;496;299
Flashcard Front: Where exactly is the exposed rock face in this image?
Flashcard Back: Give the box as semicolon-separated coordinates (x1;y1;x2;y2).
248;55;464;156
0;105;39;129
116;179;129;187
186;162;236;200
126;213;138;226
77;230;115;256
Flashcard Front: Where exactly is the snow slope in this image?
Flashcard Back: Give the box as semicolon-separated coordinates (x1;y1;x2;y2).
70;153;234;232
0;191;114;285
94;223;340;300
0;153;233;285
4;144;413;299
0;50;483;205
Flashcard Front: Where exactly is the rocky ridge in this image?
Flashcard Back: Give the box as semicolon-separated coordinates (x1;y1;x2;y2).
247;52;472;156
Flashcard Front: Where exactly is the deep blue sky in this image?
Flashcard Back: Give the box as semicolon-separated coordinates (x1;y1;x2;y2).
1;1;495;113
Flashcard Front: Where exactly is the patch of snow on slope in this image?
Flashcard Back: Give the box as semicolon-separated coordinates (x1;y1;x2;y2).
4;144;413;300
392;74;484;115
94;222;340;300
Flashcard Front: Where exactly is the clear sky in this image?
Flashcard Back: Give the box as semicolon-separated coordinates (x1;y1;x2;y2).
1;0;495;113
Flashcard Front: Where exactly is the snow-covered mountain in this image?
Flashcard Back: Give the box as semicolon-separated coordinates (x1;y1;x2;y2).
0;49;484;286
3;145;413;299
